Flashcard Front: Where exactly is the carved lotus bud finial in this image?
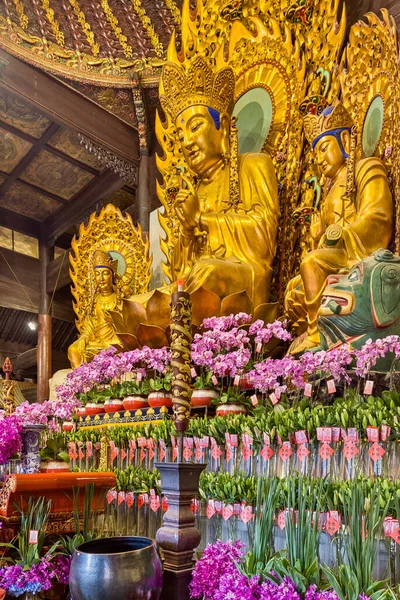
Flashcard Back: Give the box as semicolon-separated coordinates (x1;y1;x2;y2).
3;357;12;380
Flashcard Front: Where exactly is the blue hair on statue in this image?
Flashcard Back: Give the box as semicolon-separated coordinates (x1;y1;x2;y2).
207;107;221;130
312;106;351;158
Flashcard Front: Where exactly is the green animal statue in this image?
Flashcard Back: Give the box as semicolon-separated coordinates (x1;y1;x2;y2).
318;248;400;370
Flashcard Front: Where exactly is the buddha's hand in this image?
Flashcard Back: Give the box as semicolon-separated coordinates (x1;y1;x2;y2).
175;172;200;232
74;337;87;354
310;211;324;242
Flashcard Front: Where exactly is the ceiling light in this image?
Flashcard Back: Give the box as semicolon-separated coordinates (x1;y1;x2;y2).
28;321;37;331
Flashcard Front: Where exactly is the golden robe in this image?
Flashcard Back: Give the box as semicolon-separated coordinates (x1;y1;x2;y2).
285;157;393;334
171;152;279;307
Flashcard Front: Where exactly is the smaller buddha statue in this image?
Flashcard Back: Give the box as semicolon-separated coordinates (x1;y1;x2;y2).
285;102;393;353
68;250;122;368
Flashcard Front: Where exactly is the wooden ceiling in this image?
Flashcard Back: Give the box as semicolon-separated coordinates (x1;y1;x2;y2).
0;86;137;228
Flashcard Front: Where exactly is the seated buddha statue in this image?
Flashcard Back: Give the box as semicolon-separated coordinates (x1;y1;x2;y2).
285;102;393;353
157;56;280;308
68;250;122;368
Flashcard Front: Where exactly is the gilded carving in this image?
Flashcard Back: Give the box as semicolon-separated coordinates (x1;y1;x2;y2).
68;204;152;367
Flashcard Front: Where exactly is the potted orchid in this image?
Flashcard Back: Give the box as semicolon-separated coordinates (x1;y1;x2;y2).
77;387;107;416
148;370;173;408
213;387;251;416
104;383;125;413
192;371;219;408
121;372;149;411
40;434;70;473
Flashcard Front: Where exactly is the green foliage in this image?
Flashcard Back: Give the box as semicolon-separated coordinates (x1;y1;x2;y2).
60;483;104;555
0;497;59;567
114;466;161;495
40;434;69;463
322;482;389;600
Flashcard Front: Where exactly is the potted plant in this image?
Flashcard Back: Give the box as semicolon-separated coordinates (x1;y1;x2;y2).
83;387;106;416
104;383;124;413
213;387;250;416
0;496;69;598
148;370;173;408
40;434;70;473
121;379;149;411
192;371;219;408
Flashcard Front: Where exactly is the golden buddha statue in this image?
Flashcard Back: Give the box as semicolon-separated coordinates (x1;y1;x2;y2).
68;250;122;368
157;56;280;308
285;102;393;353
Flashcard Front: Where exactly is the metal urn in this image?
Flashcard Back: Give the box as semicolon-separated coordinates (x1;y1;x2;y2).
69;536;163;600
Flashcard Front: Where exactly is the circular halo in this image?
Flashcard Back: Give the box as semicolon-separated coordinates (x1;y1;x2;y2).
362;95;385;158
109;251;127;277
233;87;274;154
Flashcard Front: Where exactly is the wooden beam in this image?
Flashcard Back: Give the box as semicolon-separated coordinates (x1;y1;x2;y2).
43;168;124;244
0;50;140;163
0;248;74;321
0;207;40;237
46;250;71;294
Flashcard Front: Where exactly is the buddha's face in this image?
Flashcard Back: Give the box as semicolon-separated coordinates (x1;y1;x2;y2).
176;106;227;177
94;267;114;294
314;131;349;179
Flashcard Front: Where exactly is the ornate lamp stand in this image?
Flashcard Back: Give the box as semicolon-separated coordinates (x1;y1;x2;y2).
156;284;205;600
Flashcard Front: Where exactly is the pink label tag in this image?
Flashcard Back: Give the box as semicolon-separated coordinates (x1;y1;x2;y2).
368;442;386;462
366;427;380;442
225;445;233;463
294;430;308;444
364;380;374;395
107;490;117;505
256;342;262;353
211;445;223;460
159;447;166;461
297;444;310;461
212;375;218;385
261;444;274;461
207;501;216;519
150;496;161;512
120;449;127;461
304;382;312;397
327;379;336;394
172;447;179;462
233;375;240;386
241;506;254;524
381;424;391;441
223;504;234;521
269;392;279;405
29;530;38;544
278;511;286;530
251;394;258;406
136;372;142;382
127;492;135;508
118;492;126;506
191;367;197;378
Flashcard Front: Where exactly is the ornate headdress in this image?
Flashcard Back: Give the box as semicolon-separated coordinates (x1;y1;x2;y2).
92;249;118;276
160;55;236;123
304;102;354;156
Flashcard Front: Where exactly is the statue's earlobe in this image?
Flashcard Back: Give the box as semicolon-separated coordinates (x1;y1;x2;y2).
220;113;230;162
340;130;351;157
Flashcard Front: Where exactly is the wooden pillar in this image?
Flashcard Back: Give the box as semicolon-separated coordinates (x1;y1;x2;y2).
137;154;151;234
38;240;54;403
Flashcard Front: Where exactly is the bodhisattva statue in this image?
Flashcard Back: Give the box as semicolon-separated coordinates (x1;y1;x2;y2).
68;250;122;368
158;56;280;308
285;102;393;353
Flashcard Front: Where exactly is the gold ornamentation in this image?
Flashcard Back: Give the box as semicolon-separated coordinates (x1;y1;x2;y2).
100;0;133;59
130;0;164;58
164;0;181;25
285;102;393;353
41;0;64;46
99;436;108;471
160;55;235;123
0;475;17;513
68;0;100;56
338;10;400;251
13;0;28;30
303;102;353;146
68;204;151;367
170;290;192;430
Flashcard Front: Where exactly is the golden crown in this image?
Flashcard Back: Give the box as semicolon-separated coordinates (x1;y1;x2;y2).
92;249;118;274
160;55;236;123
304;102;354;146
